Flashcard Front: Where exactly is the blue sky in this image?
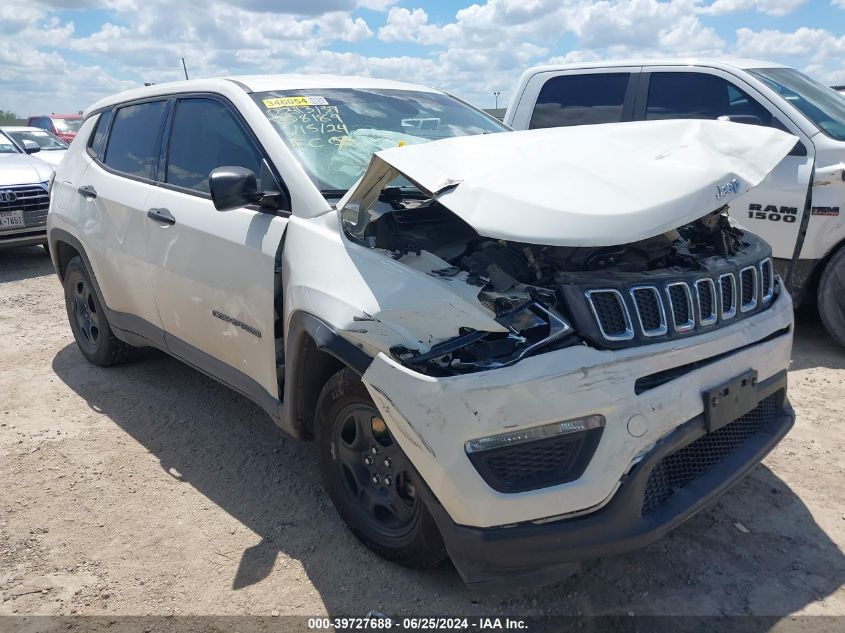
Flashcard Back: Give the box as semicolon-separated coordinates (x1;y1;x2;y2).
1;0;844;116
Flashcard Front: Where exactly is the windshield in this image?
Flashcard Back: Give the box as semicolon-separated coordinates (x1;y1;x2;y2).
749;68;845;141
253;88;508;193
53;118;82;133
8;130;68;150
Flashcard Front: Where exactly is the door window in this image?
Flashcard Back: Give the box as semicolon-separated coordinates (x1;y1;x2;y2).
104;101;167;179
165;98;263;194
89;110;114;159
529;73;631;129
646;72;773;125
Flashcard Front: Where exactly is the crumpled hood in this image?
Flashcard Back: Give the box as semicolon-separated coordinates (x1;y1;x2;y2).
340;119;797;247
0;153;54;186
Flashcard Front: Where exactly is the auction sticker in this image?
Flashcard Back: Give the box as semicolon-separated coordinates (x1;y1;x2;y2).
263;96;328;108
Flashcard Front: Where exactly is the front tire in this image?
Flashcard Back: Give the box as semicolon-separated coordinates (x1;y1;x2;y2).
63;256;135;366
817;246;845;349
315;368;446;568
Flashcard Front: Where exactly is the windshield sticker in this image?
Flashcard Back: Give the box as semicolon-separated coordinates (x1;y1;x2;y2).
267;105;350;150
263;96;329;109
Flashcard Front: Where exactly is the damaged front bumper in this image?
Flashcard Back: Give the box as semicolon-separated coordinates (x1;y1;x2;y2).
361;289;794;586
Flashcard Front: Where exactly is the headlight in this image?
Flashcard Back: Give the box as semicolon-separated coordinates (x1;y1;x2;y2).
391;300;575;375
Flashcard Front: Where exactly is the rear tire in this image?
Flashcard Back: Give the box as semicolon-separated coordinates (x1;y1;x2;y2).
818;246;845;350
63;256;135;366
315;367;446;568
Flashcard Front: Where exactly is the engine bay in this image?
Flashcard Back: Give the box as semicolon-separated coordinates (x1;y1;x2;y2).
342;195;769;375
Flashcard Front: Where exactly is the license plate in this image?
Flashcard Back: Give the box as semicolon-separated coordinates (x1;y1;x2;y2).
0;210;24;229
703;369;758;432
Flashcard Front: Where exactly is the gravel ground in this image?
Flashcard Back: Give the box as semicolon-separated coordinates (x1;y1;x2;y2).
1;244;844;619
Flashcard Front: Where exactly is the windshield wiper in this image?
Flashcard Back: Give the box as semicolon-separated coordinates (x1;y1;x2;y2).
320;189;348;198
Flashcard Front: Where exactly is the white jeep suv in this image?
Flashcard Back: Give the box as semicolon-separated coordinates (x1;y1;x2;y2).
49;75;797;589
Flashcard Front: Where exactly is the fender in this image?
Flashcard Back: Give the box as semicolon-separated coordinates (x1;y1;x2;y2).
281;310;373;438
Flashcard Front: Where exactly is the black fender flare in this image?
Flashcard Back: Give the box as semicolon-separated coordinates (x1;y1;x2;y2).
281;311;373;438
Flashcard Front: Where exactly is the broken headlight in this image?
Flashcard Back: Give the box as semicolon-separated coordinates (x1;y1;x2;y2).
390;301;576;375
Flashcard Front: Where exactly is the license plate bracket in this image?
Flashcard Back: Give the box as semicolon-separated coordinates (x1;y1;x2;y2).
703;369;758;432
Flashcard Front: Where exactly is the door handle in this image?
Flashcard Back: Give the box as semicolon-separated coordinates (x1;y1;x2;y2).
77;185;97;199
147;207;176;225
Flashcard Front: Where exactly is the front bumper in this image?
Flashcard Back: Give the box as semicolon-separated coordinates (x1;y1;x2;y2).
424;372;793;589
0;225;47;250
361;289;794;529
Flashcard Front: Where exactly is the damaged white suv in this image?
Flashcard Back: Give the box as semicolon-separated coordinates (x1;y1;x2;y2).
49;75;798;589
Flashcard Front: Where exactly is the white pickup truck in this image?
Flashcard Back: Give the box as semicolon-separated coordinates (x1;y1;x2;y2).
49;74;796;589
506;58;845;347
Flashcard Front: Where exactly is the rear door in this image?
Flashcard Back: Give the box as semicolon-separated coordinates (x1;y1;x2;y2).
637;67;814;260
74;101;168;343
507;66;640;131
143;95;288;403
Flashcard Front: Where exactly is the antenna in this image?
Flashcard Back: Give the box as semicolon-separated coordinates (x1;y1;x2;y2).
181;57;189;81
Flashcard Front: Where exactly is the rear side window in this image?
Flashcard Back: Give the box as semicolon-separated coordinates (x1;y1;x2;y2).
89;110;113;159
165;98;263;194
529;73;631;129
104;101;167;179
646;72;773;125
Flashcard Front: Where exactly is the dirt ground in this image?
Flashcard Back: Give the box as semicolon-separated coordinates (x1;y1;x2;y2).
1;244;844;619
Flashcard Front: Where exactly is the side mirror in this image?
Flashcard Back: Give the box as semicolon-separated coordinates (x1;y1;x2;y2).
22;139;41;154
209;162;291;213
209;166;260;211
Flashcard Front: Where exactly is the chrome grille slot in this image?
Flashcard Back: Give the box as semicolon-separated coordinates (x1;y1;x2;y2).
740;266;758;312
719;273;737;320
695;278;717;326
666;282;694;332
585;290;633;341
630;286;667;337
760;258;774;303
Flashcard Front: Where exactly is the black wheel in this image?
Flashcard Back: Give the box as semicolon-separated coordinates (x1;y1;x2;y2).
315;368;446;568
63;256;135;366
818;246;845;350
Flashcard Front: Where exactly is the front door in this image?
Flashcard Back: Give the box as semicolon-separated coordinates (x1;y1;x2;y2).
144;96;288;403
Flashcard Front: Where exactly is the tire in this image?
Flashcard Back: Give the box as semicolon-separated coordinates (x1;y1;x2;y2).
818;246;845;350
63;256;135;366
315;367;446;568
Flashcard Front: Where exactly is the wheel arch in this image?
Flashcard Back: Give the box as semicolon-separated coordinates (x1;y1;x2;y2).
280;311;373;440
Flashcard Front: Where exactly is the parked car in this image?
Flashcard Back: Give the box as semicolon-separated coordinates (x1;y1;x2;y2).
832;85;845;96
49;75;796;589
0;131;52;249
27;114;82;144
2;126;69;167
506;58;845;348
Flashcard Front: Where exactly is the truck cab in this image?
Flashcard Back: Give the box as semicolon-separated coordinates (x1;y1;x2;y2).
506;59;845;347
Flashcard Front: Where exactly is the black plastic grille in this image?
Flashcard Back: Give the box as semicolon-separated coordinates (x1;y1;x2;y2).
696;280;714;320
761;260;772;298
668;285;691;326
720;275;735;315
632;288;662;331
741;269;755;306
641;392;781;515
468;428;603;493
589;292;628;336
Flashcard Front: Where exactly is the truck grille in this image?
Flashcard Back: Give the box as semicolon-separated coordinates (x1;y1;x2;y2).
641;392;781;515
580;256;774;346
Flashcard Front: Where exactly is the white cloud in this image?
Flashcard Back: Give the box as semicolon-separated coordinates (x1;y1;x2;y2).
699;0;807;16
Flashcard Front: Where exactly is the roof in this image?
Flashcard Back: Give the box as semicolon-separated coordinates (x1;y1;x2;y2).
27;114;82;118
84;74;441;117
522;57;789;75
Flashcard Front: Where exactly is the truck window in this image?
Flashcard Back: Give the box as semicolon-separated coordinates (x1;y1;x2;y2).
104;101;167;179
165;98;263;194
529;73;630;129
646;72;773;125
